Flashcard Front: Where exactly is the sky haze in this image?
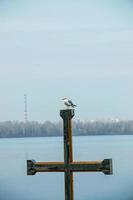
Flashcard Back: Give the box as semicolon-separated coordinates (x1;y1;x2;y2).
0;0;133;121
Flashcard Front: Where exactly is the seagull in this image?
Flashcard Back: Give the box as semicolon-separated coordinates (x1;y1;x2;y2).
62;98;77;109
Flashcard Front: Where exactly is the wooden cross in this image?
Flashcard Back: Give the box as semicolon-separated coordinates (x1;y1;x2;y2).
27;109;113;200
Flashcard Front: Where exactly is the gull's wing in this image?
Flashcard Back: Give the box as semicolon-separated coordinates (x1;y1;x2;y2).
68;100;77;107
68;100;73;105
64;101;71;106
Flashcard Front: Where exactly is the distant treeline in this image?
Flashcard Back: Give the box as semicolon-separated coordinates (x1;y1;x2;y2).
0;120;133;138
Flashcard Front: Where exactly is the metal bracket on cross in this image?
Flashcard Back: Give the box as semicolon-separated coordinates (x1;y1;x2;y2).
27;109;113;200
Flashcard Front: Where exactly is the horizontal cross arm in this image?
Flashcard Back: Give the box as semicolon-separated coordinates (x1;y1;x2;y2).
70;159;112;175
27;160;65;175
27;159;112;175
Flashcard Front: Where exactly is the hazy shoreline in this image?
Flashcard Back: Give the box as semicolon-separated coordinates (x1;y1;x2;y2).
0;120;133;138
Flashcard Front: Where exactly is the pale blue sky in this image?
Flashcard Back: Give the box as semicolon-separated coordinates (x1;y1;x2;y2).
0;0;133;121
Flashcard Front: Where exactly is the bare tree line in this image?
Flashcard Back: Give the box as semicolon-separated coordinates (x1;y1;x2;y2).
0;120;133;138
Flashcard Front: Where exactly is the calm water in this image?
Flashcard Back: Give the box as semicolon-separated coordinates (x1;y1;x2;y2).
0;135;133;200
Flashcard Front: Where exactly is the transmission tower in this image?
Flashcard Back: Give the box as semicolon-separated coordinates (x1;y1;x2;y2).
24;94;28;122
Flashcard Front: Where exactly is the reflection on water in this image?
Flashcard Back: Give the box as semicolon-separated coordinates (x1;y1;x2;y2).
0;135;133;200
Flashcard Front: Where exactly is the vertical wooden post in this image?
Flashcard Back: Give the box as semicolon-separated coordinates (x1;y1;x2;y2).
60;109;74;200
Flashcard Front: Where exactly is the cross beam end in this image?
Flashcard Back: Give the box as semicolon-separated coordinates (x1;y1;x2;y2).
27;160;36;175
100;159;113;175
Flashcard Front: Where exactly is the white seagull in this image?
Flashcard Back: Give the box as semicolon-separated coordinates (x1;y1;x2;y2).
62;97;77;109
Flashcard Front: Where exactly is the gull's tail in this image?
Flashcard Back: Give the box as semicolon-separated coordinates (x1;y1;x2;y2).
72;104;77;107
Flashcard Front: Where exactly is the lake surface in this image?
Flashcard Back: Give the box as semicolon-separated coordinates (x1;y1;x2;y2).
0;135;133;200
